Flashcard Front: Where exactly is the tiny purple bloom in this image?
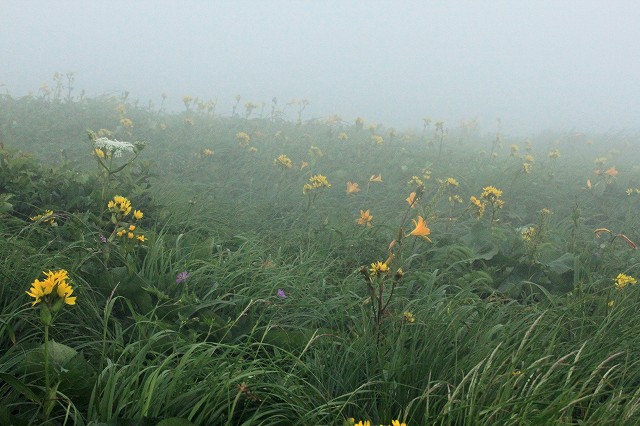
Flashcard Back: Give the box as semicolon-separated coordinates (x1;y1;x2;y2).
176;271;190;284
99;234;107;243
277;288;287;299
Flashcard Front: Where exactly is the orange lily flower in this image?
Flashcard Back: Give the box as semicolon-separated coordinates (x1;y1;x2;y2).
408;216;431;241
346;181;360;194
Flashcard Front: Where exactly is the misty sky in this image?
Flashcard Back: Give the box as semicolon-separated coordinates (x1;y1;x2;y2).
1;1;639;134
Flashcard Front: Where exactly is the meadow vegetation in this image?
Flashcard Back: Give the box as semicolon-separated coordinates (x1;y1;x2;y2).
1;77;640;425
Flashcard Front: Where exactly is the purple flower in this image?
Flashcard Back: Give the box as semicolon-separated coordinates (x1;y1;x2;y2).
277;288;287;299
176;271;190;284
99;234;107;243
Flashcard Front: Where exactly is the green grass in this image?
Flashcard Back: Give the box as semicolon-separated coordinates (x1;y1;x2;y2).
1;87;640;425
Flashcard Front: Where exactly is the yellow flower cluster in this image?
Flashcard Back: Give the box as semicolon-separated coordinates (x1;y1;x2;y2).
369;261;390;277
348;420;406;426
108;195;133;217
26;269;76;307
614;273;637;290
202;148;214;157
120;118;133;129
403;311;416;323
445;177;459;187
236;131;251;147
481;186;503;201
408;176;423;186
275;154;293;169
338;132;349;142
30;209;57;226
470;195;486;218
371;134;384;145
303;174;331;194
520;226;536;241
108;195;145;242
548;149;561;159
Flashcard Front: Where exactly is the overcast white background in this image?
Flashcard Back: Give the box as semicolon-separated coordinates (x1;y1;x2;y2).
1;1;639;134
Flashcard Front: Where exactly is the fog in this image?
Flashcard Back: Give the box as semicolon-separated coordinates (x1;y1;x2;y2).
2;1;639;135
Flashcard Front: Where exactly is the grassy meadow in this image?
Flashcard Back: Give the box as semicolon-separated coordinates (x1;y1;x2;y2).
1;82;640;425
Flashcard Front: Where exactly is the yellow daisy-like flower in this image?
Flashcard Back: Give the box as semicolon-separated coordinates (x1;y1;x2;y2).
137;234;146;242
369;261;390;277
614;273;637;290
481;186;503;200
303;174;331;194
445;177;459;187
128;224;136;231
133;210;143;220
403;312;416;323
127;232;134;239
392;420;407;426
26;269;76;306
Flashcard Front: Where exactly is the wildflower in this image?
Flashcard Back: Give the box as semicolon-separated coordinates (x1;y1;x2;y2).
392;420;407;426
275;154;293;169
303;174;331;194
94;147;105;158
548;149;560;159
120;118;133;129
481;186;503;200
277;289;287;299
369;174;383;183
236;131;251;147
408;176;424;186
94;137;135;158
127;232;134;239
371;134;384;145
128;224;136;231
30;210;57;226
133;210;143;220
26;269;76;307
605;167;618;177
249;147;258;153
406;192;417;208
403;311;416;323
522;162;532;174
524;154;535;163
136;235;146;242
117;229;126;237
470;196;486;218
99;234;107;243
408;216;431;241
445;177;459;187
614;273;637;290
608;300;615;307
202;148;214;156
346;181;360;194
308;145;323;157
627;188;634;196
109;195;132;216
357;209;373;226
299;161;309;170
521;226;536;241
176;271;190;284
338;132;349;141
369;261;390;277
510;144;519;156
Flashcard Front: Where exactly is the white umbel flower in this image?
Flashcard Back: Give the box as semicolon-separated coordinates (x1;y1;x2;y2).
94;137;135;157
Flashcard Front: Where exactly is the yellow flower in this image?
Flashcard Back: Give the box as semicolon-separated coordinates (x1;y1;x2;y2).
445;177;459;187
236;131;251;147
30;210;57;226
338;132;349;141
117;228;126;237
133;210;143;220
392;420;407;426
128;224;136;231
369;174;383;183
470;196;486;218
548;148;560;159
127;232;134;239
26;269;76;306
275;154;293;169
303;174;331;194
481;186;503;200
346;181;360;194
94;147;105;158
109;195;132;216
357;209;373;226
371;134;384;145
614;273;637;290
120;118;133;129
354;421;371;426
202;148;214;157
137;234;146;242
403;312;415;323
522;162;532;174
408;216;431;241
408;176;424;186
369;261;390;276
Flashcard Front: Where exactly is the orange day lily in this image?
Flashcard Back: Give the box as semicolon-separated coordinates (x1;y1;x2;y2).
357;209;373;226
406;192;417;208
346;181;360;194
408;216;431;241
